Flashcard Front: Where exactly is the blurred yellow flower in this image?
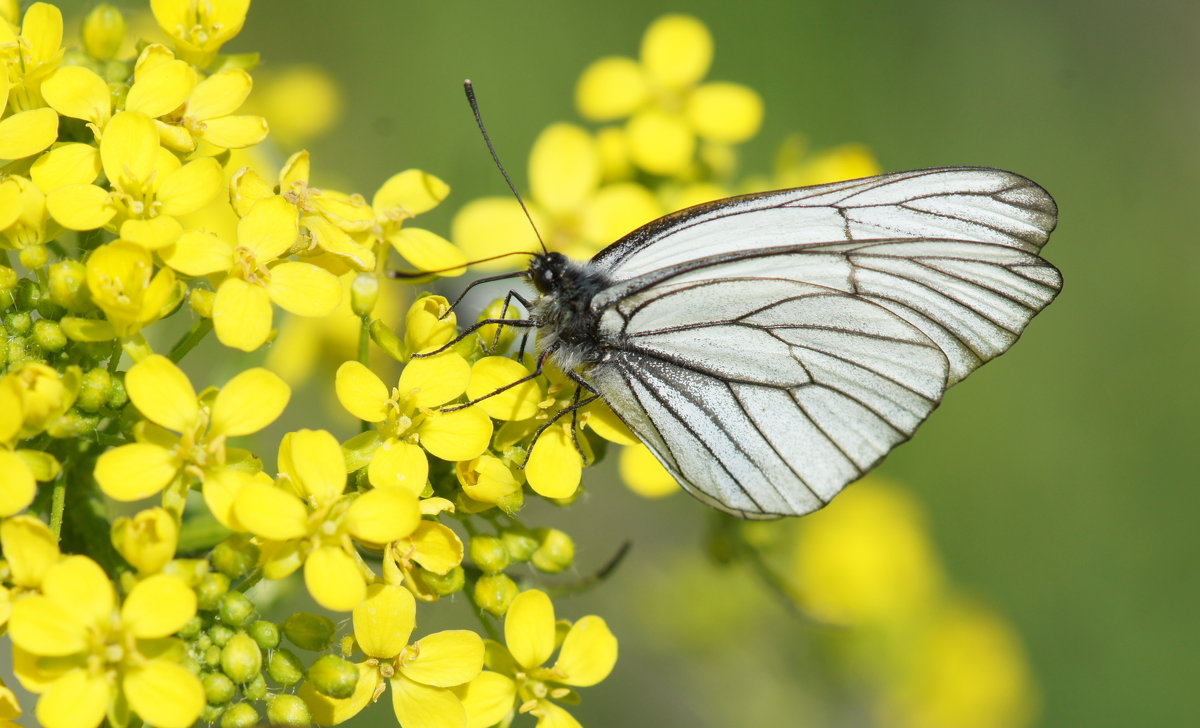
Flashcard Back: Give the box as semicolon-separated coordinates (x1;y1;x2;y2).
245;65;343;148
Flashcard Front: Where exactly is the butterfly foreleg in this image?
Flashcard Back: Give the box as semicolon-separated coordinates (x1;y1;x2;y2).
410;316;541;358
439;271;527;319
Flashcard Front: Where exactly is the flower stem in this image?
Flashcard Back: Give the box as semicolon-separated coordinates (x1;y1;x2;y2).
49;470;67;540
168;317;214;362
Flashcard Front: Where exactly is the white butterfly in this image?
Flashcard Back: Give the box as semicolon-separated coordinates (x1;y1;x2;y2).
518;166;1060;519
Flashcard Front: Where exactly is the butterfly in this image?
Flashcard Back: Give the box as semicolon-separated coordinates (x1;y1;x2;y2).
508;166;1060;519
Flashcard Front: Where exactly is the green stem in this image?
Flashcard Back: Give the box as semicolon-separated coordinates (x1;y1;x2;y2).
462;579;502;641
48;471;67;540
358;315;371;365
543;541;631;597
168;317;214;363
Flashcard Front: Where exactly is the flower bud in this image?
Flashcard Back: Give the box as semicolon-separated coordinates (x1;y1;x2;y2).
190;288;214;318
196;572;231;611
350;273;379;317
368;319;406;361
202;645;222;668
15;278;41;310
201;704;225;724
4;311;31;336
219;591;256;627
241;673;268;701
531;528;575;573
474;573;519;616
203;671;237;705
179;616;203;640
18;244;47;270
31;320;65;352
501;527;539;563
308;654;358;699
76;368;112;412
266;694;312;727
111;507;178;573
405;295;456;352
107;373;128;409
47;260;90;313
220;631;263;684
282;612;336;651
419;565;465;597
469;535;510;574
267;647;304;686
209;623;235;647
82;4;125;60
46;409;100;439
220;703;259;728
248;620;280;650
212;534;259;580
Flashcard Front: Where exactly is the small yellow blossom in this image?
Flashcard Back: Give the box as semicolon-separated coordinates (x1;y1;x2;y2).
74;240;184;340
0;175;54;252
111;507;179;573
301;583;484;727
0;515;61;592
150;0;251;68
373;169;466;275
0;3;63;159
246;65;343;148
383;519;466;602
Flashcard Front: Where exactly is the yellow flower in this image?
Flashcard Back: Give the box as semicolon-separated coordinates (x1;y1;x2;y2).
160;194;342;351
93;354;290;502
575;14;763;177
301;584;484;727
0;366;76;515
45;111;222;248
111;507;179;574
0;175;53;251
245;65;342;148
617;442;679;499
8;555;204;728
453;123;662;264
75;240;184;340
382;519;465;602
0;3;62;159
0;515;61;593
372;168;467;275
150;0;251;68
229;429;421;611
469;588;617;728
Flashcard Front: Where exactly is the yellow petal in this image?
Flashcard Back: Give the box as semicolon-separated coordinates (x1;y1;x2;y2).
159;229;233;275
212;277;272;351
22;2;63;67
45;183;115;230
575;56;649;121
504;589;555;670
552;616;617;686
121;216;183;250
1;515;58;588
335;361;389;422
42;66;110;125
123;660;205;728
210;367;290;437
232;480;308;540
354;583;415;658
121;574;196;638
626;109;694;176
60;316;116;342
399;350;471;409
279;428;346;505
451;197;542;269
530;701;583;728
201;115;269;148
345;487;420;544
9;595;87;656
466;357;541;421
405;295;457;353
236;194;297;261
279;149;309;188
454;671;517;728
157;157;222;216
0;108;58;160
584;401;638;445
0;449;36;516
390;674;466;728
126;59;195;118
388;227;467;276
36;670;108;728
304;545;366;612
618;444;679;498
126;354;198;432
418;407;492;462
367;440;428;495
304;214;374;270
186;68;252;120
409;521;463;575
686;81;764;143
202;467;264;530
100;111;159;191
94;442;180;501
266;261;341;316
640;14;712;89
529;123;599;215
402;630;484;688
373;169;450;217
580;182;662;244
525;425;582;499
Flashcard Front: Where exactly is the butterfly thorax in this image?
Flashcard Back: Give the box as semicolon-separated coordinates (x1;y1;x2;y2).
528;252;614;372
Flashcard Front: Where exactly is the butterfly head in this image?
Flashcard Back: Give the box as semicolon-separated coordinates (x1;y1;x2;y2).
527;252;570;295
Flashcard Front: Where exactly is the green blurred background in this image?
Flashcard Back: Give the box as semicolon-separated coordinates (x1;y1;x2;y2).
53;0;1190;726
222;1;1197;726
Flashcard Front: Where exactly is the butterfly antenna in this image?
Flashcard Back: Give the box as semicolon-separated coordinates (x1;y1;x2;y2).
464;79;548;254
389;250;537;279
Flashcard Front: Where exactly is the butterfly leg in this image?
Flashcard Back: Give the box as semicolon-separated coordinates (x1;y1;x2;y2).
438;271;527;319
522;389;601;468
485;289;535;354
411;317;540;358
439;344;554;411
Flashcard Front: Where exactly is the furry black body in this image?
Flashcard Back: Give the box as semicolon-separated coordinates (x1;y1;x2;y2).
527;252;613;375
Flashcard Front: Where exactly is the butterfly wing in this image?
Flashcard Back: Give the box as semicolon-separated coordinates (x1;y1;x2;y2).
582;168;1060;517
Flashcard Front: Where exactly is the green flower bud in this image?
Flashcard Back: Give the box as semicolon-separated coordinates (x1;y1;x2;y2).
77;368;113;412
47;260;90;312
419;565;465;596
208;623;235;647
220;702;259;728
350;273;379;317
4;311;32;336
474;573;519;617
179;615;203;640
218;591;256;628
531;528;575;573
0;266;17;292
31;319;66;352
203;671;237;705
266;694;312;727
220;631;263;684
501;527;539;563
369;319;406;361
180;655;203;676
248;619;281;650
469;535;510;574
241;673;268;701
195;633;214;652
190;288;214;318
282;612;336;651
107;373;128;408
15;278;40;310
82;3;125;60
267;647;304;687
212;534;260;580
47;409;99;438
18;244;47;271
201;704;225;724
203;645;222;668
308;654;358;699
196;572;231;611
